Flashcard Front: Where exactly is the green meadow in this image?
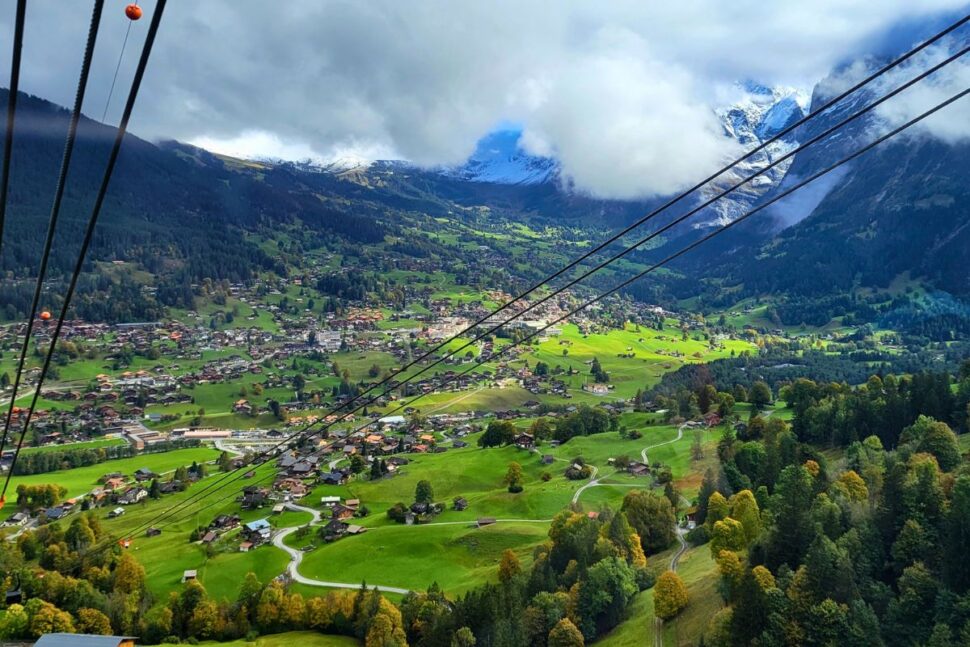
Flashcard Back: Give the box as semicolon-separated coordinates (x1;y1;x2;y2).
299;521;550;594
20;437;127;454
201;632;358;647
3;446;221;516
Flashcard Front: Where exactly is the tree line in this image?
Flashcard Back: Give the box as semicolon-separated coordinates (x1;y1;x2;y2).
10;439;202;476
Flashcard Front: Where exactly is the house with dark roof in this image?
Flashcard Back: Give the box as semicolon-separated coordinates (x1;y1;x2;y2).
627;461;650;477
320;471;347;485
331;504;355;521
322;517;349;540
241;485;270;509
134;467;157;482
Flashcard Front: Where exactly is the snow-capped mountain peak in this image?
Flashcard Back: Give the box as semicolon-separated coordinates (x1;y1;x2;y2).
694;82;811;227
436;129;558;186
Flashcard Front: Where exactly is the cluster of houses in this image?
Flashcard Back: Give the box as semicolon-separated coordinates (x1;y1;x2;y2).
319;496;367;541
1;462;197;530
194;513;277;552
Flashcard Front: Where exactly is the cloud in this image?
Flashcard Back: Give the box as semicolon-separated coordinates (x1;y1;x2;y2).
873;48;970;144
1;0;967;198
190;130;320;162
517;29;741;198
768;166;851;228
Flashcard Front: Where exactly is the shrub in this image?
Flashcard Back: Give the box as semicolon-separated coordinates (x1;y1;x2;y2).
386;502;408;523
635;567;656;591
686;525;710;546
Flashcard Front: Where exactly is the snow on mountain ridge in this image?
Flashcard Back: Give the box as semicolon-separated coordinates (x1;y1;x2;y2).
436;129;558;185
695;82;810;227
282;80;808;206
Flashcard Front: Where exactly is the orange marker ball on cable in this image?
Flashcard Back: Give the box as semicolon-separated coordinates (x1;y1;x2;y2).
125;4;143;20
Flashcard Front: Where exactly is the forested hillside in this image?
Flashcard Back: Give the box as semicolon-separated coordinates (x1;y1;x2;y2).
671;364;970;646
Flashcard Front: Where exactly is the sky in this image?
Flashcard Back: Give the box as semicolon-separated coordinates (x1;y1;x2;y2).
1;0;968;199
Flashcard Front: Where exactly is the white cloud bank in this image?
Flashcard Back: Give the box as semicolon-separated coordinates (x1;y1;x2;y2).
1;0;967;198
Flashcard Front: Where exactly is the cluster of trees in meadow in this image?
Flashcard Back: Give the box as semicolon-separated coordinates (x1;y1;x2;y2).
781;368;969;449
13;484;68;511
649;349;962;399
690;364;970;646
10;439;202;476
316;271;381;301
477;406;615;449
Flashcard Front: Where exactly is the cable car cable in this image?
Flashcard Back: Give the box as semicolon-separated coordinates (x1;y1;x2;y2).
0;0;27;250
0;0;106;469
0;0;167;503
101;15;132;123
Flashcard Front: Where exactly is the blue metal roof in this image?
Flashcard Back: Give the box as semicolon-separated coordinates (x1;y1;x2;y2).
245;518;271;531
35;634;136;647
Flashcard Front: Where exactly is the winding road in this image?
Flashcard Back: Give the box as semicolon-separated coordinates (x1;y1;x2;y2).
655;526;690;647
571;422;689;504
642;422;687;465
271;502;413;594
268;424;693;595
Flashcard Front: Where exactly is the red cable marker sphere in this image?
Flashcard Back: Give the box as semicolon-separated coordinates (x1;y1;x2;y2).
39;311;51;321
125;4;143;20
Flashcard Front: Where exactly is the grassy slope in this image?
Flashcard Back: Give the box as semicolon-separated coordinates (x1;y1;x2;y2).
298;521;549;594
96;463;290;603
311;443;586;526
659;548;721;647
596;546;720;647
523;323;754;398
3;446;220;513
201;631;358;646
15;414;729;603
283;424;719;593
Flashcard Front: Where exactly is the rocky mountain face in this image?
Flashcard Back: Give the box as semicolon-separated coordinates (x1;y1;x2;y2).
699;43;970;298
692;82;809;227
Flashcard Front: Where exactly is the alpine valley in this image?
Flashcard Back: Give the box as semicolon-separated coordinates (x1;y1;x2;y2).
1;14;969;647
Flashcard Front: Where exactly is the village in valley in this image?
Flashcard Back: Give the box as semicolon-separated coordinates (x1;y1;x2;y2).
0;258;781;598
0;192;941;647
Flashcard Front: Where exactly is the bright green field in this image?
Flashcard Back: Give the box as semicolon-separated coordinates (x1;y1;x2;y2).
3;446;221;514
202;631;358;646
288;425;721;593
311;443;587;526
20;437;127;454
94;463;290;603
522;323;755;397
299;520;550;594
